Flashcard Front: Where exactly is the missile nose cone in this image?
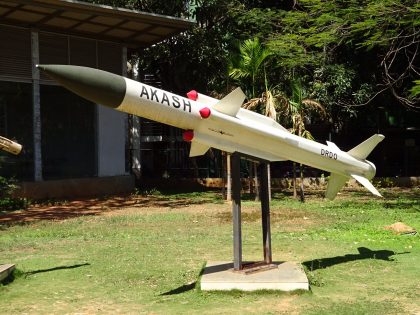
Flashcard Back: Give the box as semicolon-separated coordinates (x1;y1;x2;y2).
183;130;194;142
199;107;211;119
187;90;198;101
37;65;126;108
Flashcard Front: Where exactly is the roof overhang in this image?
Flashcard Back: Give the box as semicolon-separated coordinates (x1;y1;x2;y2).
0;0;195;48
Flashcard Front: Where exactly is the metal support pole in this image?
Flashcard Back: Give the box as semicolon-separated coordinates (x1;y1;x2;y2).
231;152;242;270
259;162;272;264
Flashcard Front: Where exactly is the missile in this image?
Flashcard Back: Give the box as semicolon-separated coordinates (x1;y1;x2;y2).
0;136;22;155
37;64;384;200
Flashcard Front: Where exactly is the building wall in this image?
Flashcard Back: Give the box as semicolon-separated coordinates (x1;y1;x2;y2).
97;105;127;176
0;24;128;181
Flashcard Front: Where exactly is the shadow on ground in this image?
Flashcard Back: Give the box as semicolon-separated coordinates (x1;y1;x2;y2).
25;263;91;277
303;247;409;271
160;263;206;296
0;192;218;227
1;263;90;285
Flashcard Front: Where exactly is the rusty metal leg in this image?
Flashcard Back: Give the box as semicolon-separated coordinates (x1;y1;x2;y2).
231;152;242;271
259;162;272;264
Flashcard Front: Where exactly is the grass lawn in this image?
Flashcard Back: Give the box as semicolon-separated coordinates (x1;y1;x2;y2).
0;187;419;314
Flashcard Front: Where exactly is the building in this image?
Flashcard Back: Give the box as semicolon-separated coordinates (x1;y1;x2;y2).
0;0;193;198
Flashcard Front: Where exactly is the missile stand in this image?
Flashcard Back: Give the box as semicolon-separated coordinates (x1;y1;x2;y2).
200;152;309;291
231;152;275;273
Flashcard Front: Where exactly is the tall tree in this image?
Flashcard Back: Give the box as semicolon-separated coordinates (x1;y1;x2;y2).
285;80;326;201
229;37;273;200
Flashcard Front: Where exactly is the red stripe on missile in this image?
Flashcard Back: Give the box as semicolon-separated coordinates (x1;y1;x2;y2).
183;130;194;142
187;90;198;101
199;107;211;119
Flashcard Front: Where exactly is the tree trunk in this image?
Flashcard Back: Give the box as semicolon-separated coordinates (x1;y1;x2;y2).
254;162;260;201
292;162;297;198
248;161;254;195
299;163;305;203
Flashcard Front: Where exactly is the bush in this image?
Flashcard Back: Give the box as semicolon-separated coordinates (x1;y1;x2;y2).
0;176;28;211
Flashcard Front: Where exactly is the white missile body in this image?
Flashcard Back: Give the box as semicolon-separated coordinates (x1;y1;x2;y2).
37;65;384;199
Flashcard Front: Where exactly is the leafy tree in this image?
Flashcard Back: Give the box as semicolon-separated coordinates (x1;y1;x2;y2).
411;81;420;97
268;0;419;114
349;0;420;110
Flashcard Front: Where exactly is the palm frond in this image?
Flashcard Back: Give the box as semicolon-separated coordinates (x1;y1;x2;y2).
301;129;315;141
242;98;261;110
264;90;277;120
302;99;326;116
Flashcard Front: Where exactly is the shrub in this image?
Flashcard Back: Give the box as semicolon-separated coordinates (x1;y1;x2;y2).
0;176;28;211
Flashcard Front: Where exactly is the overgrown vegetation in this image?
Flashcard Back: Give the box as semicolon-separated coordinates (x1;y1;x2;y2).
0;176;28;212
0;189;418;314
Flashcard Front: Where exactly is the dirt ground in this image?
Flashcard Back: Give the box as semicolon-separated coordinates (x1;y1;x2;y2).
1;187;417;226
0;195;156;224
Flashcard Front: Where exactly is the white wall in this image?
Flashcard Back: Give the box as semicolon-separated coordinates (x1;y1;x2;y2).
96;104;127;176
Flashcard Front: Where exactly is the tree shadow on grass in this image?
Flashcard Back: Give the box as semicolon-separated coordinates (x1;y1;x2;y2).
25;263;90;277
2;263;90;285
303;247;409;271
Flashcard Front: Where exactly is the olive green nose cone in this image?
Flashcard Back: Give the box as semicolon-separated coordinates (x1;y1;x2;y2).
37;65;126;108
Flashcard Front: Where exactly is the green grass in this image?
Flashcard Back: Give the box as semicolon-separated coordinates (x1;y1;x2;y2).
0;187;419;314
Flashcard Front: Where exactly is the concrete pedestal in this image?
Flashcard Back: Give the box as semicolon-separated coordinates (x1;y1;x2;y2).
0;264;15;282
201;261;309;291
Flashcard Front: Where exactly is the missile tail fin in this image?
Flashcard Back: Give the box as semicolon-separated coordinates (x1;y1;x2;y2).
325;173;349;200
212;87;246;117
325;173;383;200
189;141;210;157
347;134;385;160
351;174;382;197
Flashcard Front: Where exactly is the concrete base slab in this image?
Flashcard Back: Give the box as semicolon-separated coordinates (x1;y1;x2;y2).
0;264;15;282
201;261;309;291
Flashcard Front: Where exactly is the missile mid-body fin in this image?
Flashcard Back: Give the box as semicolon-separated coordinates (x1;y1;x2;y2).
326;141;340;150
212;87;246;117
189;142;210;157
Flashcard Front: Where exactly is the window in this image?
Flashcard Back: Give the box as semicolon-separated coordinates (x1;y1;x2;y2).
41;85;96;179
0;81;33;180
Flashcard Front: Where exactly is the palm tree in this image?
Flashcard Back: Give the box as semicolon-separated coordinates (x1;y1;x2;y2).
229;38;271;98
228;37;272;200
282;80;326;202
242;85;285;201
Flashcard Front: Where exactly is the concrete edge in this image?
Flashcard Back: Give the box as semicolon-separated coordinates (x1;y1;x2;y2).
0;264;15;282
14;175;135;200
200;261;309;292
